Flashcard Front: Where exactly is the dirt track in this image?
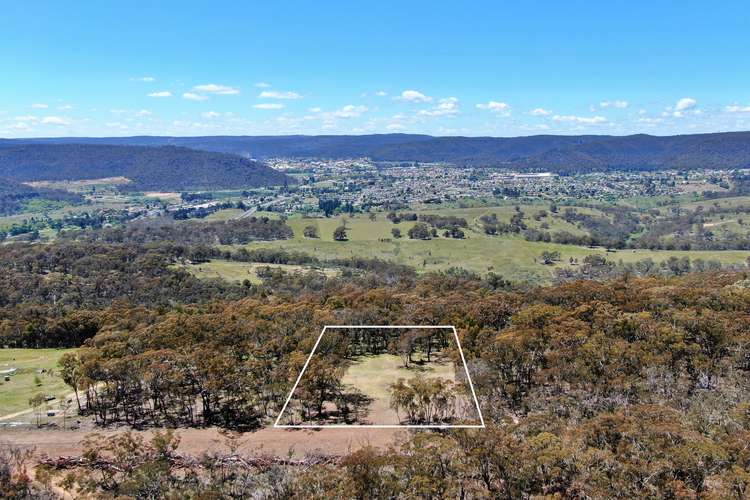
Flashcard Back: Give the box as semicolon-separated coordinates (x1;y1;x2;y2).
0;425;404;459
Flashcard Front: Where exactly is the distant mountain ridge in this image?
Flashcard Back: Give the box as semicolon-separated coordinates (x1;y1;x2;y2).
0;144;291;191
3;131;750;172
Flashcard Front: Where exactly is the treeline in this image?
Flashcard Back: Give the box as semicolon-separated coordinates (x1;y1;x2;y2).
170;201;237;220
481;210;526;234
553;253;750;282
521;202;750;250
187;245;417;282
63;216;293;245
560;206;640;248
1;208;149;241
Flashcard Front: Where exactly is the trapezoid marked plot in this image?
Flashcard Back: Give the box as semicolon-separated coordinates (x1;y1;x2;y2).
275;326;484;428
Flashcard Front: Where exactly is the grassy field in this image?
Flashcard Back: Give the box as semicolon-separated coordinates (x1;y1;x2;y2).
0;348;74;417
25;177;132;192
221;208;750;282
677;195;750;210
342;353;477;425
203;208;245;221
342;353;455;403
178;260;340;284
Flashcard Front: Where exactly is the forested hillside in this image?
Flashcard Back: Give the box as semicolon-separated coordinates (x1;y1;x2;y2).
3;236;749;496
0;144;291;191
5;131;750;172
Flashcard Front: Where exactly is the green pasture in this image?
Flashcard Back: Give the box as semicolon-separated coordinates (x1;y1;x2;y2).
0;348;74;417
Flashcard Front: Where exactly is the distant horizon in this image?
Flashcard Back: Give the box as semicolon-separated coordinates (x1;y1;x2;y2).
4;129;750;142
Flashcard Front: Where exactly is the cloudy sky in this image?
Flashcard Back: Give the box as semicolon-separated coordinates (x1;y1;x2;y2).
2;1;749;138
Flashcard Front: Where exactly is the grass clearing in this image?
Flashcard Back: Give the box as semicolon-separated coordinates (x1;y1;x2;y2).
178;260;340;284
238;209;750;283
24;176;132;191
165;205;750;284
202;208;245;221
343;353;455;403
0;348;74;417
342;353;461;425
142;192;182;203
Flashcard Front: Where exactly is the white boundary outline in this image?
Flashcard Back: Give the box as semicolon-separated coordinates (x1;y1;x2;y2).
274;325;485;429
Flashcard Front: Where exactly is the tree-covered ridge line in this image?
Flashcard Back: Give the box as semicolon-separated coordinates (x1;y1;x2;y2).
6;131;750;173
0;144;292;191
62;215;294;245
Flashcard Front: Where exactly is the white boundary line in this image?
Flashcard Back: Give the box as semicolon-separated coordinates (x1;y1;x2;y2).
274;325;485;429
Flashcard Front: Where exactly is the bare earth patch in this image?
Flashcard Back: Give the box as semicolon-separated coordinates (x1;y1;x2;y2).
0;426;402;459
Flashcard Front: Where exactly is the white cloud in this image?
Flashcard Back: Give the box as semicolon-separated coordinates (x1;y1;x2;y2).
135;109;152;116
31;103;48;109
552;114;608;124
182;92;208;101
15;115;38;122
476;101;511;114
529;107;551;116
253;103;285;110
201;111;221;118
258;90;302;99
726;104;750;113
41;116;70;125
386;123;406;130
148;91;172;98
397;90;432;102
254;82;271;88
132;76;155;82
10;122;32;130
307;107;322;113
333;104;368;118
375;90;388;97
419;97;460;117
600;100;629;109
57;104;73;111
675;97;697;111
193;83;240;95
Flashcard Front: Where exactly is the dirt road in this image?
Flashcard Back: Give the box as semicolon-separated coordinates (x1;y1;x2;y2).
0;425;403;459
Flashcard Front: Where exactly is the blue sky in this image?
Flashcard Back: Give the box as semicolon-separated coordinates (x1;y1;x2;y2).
2;0;749;138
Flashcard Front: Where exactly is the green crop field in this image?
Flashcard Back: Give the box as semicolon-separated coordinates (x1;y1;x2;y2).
0;348;74;417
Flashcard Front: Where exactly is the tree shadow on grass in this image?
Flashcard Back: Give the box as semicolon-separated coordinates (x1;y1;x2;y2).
286;386;374;427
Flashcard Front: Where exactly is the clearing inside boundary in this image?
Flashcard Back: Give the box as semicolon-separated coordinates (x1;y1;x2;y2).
276;326;483;427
